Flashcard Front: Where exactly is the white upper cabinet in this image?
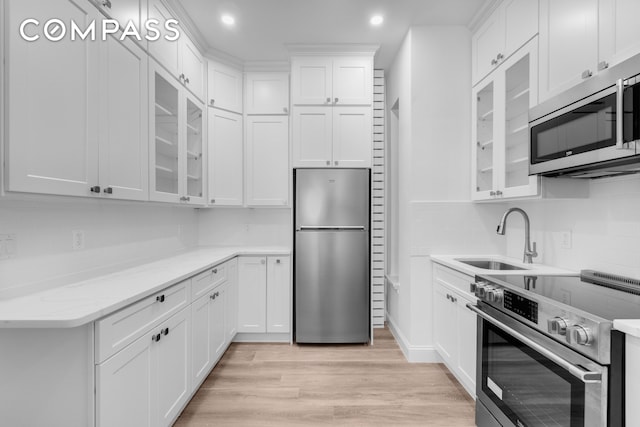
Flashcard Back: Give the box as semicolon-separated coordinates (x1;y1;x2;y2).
332;107;373;168
207;109;244;206
598;0;640;74
292;107;334;167
539;0;598;101
245;116;290;207
148;0;180;75
472;38;539;201
150;62;205;205
207;61;243;114
148;0;204;102
472;0;538;86
5;0;148;201
244;72;290;115
180;37;205;102
291;57;372;106
98;36;149;201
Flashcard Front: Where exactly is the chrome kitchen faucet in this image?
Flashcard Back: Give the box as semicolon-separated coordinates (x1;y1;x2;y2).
497;207;538;264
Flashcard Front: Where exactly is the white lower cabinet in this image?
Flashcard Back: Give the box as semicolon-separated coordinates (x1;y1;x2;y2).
96;306;191;427
432;264;477;397
237;256;291;335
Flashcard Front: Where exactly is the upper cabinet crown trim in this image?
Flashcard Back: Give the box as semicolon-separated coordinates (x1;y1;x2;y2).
286;44;379;57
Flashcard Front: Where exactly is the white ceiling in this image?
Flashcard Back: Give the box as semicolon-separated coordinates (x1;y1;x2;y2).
176;0;488;69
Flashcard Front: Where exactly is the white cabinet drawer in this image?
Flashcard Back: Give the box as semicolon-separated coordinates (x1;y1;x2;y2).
191;262;228;301
95;279;191;363
433;263;475;298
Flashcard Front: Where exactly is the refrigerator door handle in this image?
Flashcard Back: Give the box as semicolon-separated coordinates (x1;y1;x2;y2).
297;226;367;231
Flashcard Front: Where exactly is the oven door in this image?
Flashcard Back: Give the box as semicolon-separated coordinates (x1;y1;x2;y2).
468;303;607;427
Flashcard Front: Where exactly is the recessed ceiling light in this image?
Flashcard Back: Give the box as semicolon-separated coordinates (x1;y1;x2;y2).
370;15;384;26
221;14;235;26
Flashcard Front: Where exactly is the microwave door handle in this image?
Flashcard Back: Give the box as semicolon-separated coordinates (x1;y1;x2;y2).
466;304;602;384
616;78;624;149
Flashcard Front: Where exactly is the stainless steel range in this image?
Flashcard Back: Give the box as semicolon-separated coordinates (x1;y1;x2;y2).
468;270;640;427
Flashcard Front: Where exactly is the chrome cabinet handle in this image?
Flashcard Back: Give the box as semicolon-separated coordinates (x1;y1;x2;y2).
466;304;602;383
334;97;339;103
495;190;503;196
326;97;331;103
102;0;112;8
598;61;609;71
335;161;339;166
210;99;215;106
180;196;191;202
581;69;593;79
326;160;330;165
185;77;190;85
103;187;113;194
489;190;496;196
491;58;497;66
90;185;101;193
162;327;169;336
616;78;625;149
496;53;503;61
152;333;161;342
213;268;218;274
156;295;165;303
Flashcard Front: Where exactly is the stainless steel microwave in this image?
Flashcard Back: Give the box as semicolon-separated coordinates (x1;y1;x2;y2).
529;55;640;178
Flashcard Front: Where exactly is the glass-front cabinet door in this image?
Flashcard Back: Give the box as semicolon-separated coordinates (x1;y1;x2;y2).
184;94;205;204
152;68;181;202
150;62;206;205
471;38;539;201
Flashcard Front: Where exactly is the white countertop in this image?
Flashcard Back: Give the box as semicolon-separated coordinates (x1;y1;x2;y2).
614;320;640;338
430;254;578;277
0;246;290;329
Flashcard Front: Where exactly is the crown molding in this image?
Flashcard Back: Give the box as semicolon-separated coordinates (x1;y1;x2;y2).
286;43;380;57
163;0;209;53
468;0;502;33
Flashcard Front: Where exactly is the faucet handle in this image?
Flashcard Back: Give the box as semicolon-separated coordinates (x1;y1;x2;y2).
527;241;538;259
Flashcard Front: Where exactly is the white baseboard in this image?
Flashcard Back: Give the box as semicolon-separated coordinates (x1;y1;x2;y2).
386;313;441;363
233;332;291;343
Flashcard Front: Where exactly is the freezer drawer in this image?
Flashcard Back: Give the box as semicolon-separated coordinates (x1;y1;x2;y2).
295;230;370;343
295;168;370;228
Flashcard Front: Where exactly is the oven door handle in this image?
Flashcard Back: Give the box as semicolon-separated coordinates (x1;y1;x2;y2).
467;304;602;384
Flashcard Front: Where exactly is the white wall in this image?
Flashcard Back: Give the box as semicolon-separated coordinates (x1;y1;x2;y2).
0;196;198;298
198;208;291;247
504;175;640;279
386;26;509;360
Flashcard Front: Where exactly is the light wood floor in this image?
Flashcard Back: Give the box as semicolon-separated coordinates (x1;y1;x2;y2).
175;327;476;426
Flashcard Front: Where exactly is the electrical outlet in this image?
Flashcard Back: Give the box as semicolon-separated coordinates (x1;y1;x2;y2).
560;230;572;249
72;230;85;250
0;234;17;259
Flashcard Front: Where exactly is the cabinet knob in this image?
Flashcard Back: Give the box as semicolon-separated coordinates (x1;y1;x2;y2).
210;293;216;300
326;97;331;103
334;97;339;104
152;333;161;342
489;190;496;196
213;268;218;274
582;69;593;79
283;107;288;113
210;199;216;204
101;0;112;8
495;190;503;196
179;73;185;82
185;77;190;85
103;187;113;194
162;327;169;336
491;58;498;66
180;196;191;202
210;99;215;106
335;161;339;166
156;295;165;303
598;61;609;71
90;185;101;193
326;161;330;166
276;259;281;264
261;259;266;265
496;53;503;61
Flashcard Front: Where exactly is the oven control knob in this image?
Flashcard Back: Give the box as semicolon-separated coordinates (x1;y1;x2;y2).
475;283;488;298
547;317;569;336
566;325;592;346
486;288;503;303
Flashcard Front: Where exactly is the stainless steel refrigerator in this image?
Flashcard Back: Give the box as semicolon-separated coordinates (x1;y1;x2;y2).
294;168;370;343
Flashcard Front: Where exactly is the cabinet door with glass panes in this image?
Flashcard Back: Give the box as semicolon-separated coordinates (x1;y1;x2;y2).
471;38;539;201
150;62;205;205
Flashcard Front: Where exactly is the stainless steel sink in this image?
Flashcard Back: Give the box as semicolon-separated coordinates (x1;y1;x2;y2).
455;259;526;270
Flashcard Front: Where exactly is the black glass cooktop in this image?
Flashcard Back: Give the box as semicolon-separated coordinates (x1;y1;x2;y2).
480;273;640;321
